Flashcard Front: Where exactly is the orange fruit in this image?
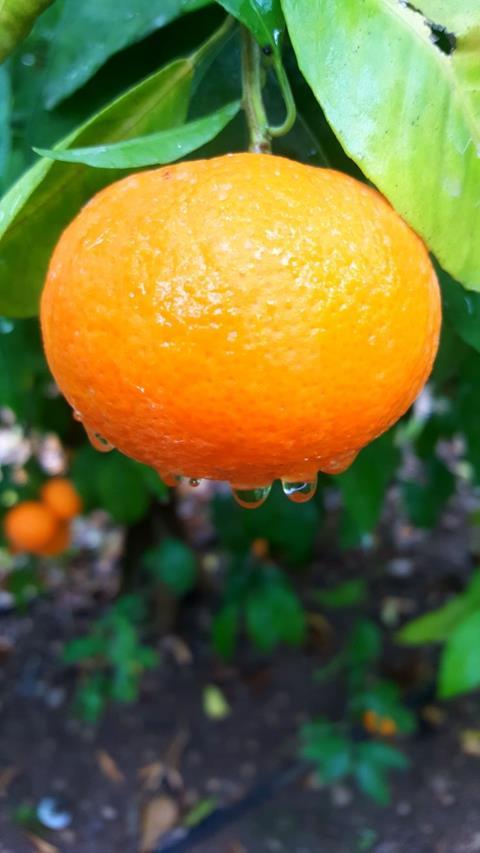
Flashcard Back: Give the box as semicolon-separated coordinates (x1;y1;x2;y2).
36;522;71;557
362;709;379;734
41;477;82;521
378;717;397;737
41;153;440;506
4;501;59;554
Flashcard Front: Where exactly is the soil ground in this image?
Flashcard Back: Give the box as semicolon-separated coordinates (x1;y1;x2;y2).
0;495;479;853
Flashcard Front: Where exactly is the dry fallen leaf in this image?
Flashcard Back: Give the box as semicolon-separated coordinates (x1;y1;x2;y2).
138;761;166;792
163;635;193;666
96;750;125;784
164;728;189;771
461;729;480;758
140;795;179;852
25;833;59;853
0;765;19;797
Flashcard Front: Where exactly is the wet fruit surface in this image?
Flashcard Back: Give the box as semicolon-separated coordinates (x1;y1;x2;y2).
41;153;441;498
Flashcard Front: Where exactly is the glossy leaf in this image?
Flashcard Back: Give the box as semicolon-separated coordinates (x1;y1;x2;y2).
410;1;479;33
217;0;284;55
35;100;240;168
0;0;53;63
402;456;455;529
0;57;193;317
282;0;480;289
43;0;211;108
439;611;480;698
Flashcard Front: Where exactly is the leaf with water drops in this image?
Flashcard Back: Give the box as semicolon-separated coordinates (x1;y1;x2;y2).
282;0;480;288
217;0;284;57
35;100;240;168
42;0;212;108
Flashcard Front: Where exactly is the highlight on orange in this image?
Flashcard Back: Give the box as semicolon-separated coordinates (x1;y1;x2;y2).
41;153;441;509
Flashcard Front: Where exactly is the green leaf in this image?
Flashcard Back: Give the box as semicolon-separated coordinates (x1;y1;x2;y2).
0;0;54;63
245;574;305;652
439;610;480;698
217;0;284;56
409;1;478;34
43;0;211;108
63;634;105;664
338;432;400;547
211;603;239;659
76;675;108;723
402;457;455;529
203;684;231;719
0;66;11;188
440;269;480;353
282;0;480;288
354;762;390;805
35;100;240;168
143;538;197;597
300;721;352;782
0;57;193;317
183;798;217;829
398;570;480;646
315;579;366;609
346;619;381;667
0;319;41;417
97;453;151;524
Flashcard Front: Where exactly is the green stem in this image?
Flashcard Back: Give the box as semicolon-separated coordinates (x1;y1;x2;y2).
241;26;272;153
269;57;296;138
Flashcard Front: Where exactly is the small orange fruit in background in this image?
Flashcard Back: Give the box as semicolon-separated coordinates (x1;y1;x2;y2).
41;153;440;507
41;477;82;521
4;501;59;554
36;522;71;557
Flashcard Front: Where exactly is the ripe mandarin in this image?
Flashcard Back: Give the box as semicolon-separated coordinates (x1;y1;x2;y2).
41;153;441;506
36;522;71;557
4;501;59;553
41;477;82;521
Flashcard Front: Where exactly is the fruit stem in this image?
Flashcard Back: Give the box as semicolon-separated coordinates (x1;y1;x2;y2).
241;26;272;153
269;56;296;138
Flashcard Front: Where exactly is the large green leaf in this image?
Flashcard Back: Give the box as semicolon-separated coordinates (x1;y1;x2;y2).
0;0;53;63
35;100;240;168
43;0;211;108
410;1;479;33
439;610;480;698
217;0;283;55
143;538;197;597
0;58;193;317
282;0;480;289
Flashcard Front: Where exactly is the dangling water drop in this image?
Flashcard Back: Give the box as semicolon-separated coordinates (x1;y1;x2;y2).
84;424;114;453
189;478;201;488
281;476;317;503
232;484;271;509
72;409;82;423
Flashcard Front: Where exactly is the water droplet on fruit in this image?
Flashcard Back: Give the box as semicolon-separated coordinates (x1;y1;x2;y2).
84;425;114;453
232;485;271;509
189;478;201;488
72;409;82;422
281;477;317;503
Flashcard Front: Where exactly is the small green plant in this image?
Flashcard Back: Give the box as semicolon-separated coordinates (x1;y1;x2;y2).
63;594;159;722
299;590;415;804
212;553;306;659
398;568;480;699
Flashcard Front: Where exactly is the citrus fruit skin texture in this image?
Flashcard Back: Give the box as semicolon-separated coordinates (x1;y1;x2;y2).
41;153;441;488
41;477;82;521
4;501;59;553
